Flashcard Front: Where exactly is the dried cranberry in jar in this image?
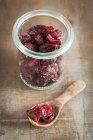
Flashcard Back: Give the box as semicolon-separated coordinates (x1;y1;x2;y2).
19;25;63;87
36;65;51;86
24;42;36;51
19;35;31;43
34;34;43;45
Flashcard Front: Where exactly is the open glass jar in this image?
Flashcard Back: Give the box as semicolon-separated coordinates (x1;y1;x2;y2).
12;10;74;90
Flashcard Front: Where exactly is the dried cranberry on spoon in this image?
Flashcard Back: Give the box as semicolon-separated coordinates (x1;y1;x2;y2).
27;103;55;123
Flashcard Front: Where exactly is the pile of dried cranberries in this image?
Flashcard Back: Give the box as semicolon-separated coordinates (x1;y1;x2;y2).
27;103;54;123
19;25;63;87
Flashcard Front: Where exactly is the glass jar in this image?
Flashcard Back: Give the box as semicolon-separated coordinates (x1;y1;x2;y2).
12;10;74;90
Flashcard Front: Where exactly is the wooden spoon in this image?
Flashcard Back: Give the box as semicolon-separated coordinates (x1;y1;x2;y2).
28;80;86;127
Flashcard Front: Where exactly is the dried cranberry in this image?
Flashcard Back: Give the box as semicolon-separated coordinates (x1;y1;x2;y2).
46;34;59;44
20;25;62;52
43;103;52;112
37;75;49;86
39;44;57;52
19;35;31;43
36;65;51;86
27;103;54;123
48;63;59;82
39;44;48;52
26;59;39;68
42;114;54;122
24;43;35;51
44;26;54;33
27;27;37;36
20;58;39;83
40;59;50;65
49;71;58;82
35;25;46;34
34;35;43;45
39;65;51;76
50;29;63;40
36;64;59;86
27;105;42;122
28;25;46;36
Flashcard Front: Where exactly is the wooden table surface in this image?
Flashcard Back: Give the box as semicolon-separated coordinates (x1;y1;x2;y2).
0;0;93;140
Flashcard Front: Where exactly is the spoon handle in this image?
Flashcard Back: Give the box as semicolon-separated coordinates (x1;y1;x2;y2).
56;80;86;106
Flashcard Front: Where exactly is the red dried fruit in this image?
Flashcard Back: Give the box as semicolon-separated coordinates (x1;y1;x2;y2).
40;59;49;65
42;114;54;122
39;44;57;52
43;103;52;112
27;103;54;123
36;64;59;86
35;25;46;34
49;71;58;82
50;29;62;40
37;75;49;86
27;27;37;36
24;43;35;51
40;59;56;65
36;65;51;86
19;35;31;43
28;25;46;36
49;63;59;82
39;44;48;52
46;34;58;44
27;105;42;122
39;65;51;76
19;25;63;87
34;35;43;44
44;26;54;33
26;59;39;68
20;25;62;52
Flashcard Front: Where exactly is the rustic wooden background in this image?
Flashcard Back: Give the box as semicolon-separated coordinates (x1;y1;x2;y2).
0;0;93;140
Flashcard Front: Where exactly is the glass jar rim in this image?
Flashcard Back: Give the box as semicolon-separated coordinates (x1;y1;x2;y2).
12;10;74;59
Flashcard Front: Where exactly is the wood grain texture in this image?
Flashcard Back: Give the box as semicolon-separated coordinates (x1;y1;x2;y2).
0;0;93;139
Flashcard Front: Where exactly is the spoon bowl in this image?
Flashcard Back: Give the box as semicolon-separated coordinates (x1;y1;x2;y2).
27;80;86;127
28;102;60;127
